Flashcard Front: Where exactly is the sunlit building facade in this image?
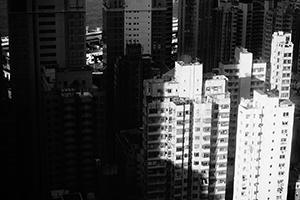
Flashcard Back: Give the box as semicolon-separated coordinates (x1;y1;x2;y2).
269;31;293;99
219;47;266;195
143;61;230;200
234;90;294;200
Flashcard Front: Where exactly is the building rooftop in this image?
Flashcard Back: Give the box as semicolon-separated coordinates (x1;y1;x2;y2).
265;89;279;98
253;58;266;63
210;75;228;81
236;46;249;54
171;97;193;105
279;99;294;107
76;91;93;98
239;98;253;109
176;60;202;66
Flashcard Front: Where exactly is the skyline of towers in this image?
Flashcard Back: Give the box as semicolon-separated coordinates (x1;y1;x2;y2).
2;0;300;200
178;0;300;74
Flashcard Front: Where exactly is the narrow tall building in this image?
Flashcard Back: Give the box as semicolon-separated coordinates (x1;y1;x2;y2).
8;0;106;199
102;0;173;148
177;0;216;72
211;2;240;69
269;31;293;99
114;44;159;130
234;90;295;200
218;47;266;198
143;61;230;200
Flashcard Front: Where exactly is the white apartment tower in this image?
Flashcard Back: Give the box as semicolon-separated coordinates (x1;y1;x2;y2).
234;90;295;200
218;47;266;190
269;31;293;99
143;61;230;200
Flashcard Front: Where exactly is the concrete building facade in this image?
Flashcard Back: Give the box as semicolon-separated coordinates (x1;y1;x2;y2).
218;47;266;198
8;0;106;199
234;90;294;200
269;31;293;99
177;0;217;72
143;61;230;200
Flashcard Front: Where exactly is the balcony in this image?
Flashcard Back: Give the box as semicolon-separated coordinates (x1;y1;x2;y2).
147;171;166;177
148;117;168;125
147;187;165;194
147;195;165;200
148;178;166;185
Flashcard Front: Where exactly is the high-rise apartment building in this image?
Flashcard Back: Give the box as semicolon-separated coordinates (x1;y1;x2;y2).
269;31;293;99
177;0;217;72
211;2;240;69
261;0;300;75
218;47;266;198
102;0;173;150
262;1;295;61
234;90;294;200
103;0;172;67
114;44;160;131
8;0;106;199
142;61;230;200
0;34;17;200
178;0;266;72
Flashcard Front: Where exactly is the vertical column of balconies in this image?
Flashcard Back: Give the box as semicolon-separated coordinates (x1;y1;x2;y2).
173;103;188;200
146;100;169;200
192;103;211;200
209;100;230;200
253;110;264;200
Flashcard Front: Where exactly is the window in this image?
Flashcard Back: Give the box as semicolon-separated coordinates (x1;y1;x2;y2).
176;155;182;160
280;155;285;159
39;21;55;26
38;5;55;9
203;127;211;132
280;146;286;151
176;147;182;152
176;138;183;143
278;171;285;176
40;53;56;57
41;60;56;65
39;29;56;34
279;163;285;168
283;112;289;117
40;45;56;49
39;37;56;41
221;122;229;127
38;13;55;18
282;121;288;126
281;86;289;91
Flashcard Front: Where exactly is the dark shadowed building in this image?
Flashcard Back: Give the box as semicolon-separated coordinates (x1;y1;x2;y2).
8;0;106;199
